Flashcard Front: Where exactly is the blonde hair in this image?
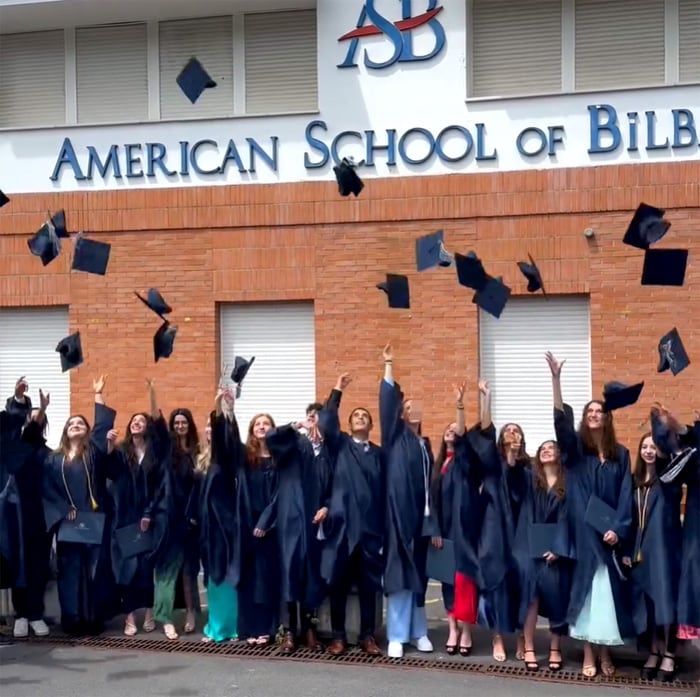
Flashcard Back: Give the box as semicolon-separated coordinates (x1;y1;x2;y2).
196;443;212;474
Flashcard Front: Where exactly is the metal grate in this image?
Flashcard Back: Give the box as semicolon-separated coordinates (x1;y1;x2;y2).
1;635;696;693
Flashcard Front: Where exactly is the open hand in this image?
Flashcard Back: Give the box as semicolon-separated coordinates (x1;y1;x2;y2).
545;352;565;377
382;342;393;362
93;375;107;394
478;378;490;396
39;389;50;411
454;380;466;403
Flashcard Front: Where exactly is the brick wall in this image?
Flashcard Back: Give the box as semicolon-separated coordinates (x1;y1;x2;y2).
1;162;698;453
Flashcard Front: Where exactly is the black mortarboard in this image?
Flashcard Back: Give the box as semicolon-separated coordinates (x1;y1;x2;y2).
28;224;61;266
657;327;690;376
472;276;511;319
415;230;453;271
135;289;172;318
231;356;255;384
71;235;111;276
55;332;84;372
154;322;177;362
0;190;9;208
641;248;688;286
623;203;671;249
517;253;546;296
455;251;489;292
602;380;644;412
333;157;364;197
176;57;217;104
49;209;69;239
376;273;410;309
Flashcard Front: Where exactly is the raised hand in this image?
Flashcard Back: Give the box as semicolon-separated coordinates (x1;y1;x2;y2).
93;375;107;394
336;372;352;391
382;342;393;362
454;380;467;403
39;389;50;411
545;352;565;378
106;429;119;443
145;378;156;391
478;378;490;396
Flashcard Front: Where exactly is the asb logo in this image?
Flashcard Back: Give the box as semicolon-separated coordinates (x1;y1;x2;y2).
338;0;446;70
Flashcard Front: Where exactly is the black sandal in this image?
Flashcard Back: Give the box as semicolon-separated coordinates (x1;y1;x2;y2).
445;643;457;655
459;644;472;657
548;648;562;672
640;651;660;681
658;653;677;683
523;649;539;672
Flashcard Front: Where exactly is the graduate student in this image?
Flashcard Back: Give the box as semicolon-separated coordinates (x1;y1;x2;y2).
319;373;384;656
379;342;435;659
546;352;634;677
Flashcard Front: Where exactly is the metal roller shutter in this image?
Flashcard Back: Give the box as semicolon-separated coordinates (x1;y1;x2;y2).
159;16;234;120
244;10;318;114
0;307;71;450
76;23;149;124
0;30;66;128
470;0;562;98
679;0;700;83
575;0;665;91
219;301;316;439
479;296;591;449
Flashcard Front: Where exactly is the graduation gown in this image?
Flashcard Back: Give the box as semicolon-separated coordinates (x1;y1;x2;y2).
266;423;331;608
678;421;700;628
318;389;384;590
628;475;682;634
379;379;436;600
512;471;573;631
553;407;634;638
39;402;118;632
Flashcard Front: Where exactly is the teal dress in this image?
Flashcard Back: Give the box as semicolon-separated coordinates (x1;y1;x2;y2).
204;580;238;642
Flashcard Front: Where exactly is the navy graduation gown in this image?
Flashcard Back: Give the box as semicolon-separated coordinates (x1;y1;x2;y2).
512;470;573;631
318;389;384;590
628;475;682;634
379;379;435;600
266;423;330;608
678;421;700;628
553;408;635;637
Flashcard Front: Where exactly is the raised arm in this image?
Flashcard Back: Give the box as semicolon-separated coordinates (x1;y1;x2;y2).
91;375;117;453
453;380;466;436
545;352;578;466
378;342;404;447
5;377;32;421
478;378;491;430
318;373;351;451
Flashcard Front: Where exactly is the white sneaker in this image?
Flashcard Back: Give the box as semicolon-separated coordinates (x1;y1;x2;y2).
387;641;404;658
29;619;50;637
13;618;28;638
412;635;434;652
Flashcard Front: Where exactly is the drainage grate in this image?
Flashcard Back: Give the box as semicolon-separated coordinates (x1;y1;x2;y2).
2;635;696;693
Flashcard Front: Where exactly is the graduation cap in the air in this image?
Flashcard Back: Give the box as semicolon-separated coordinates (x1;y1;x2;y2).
231;356;256;398
641;248;688;286
154;322;177;362
0;190;9;208
135;289;172;319
176;57;217;104
28;222;62;266
602;380;644;412
623;203;671;250
415;230;454;271
517;253;546;296
472;276;511;320
55;332;84;373
657;327;690;376
650;408;698;483
376;273;410;309
71;234;111;276
333;157;364;197
455;251;489;292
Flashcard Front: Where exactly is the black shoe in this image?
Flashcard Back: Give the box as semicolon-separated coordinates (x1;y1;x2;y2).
658;653;677;683
640;652;660;681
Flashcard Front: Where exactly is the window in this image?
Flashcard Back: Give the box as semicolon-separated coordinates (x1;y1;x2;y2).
575;0;665;91
244;10;318;114
679;0;700;83
159;16;234;120
470;0;562;98
479;296;591;447
219;301;316;434
0;307;71;450
76;23;148;124
0;30;65;128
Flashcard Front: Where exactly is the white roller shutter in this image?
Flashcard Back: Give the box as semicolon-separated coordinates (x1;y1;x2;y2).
159;16;234;120
679;0;700;83
219;302;316;439
470;0;562;98
244;10;318;114
0;30;65;128
0;307;70;450
479;296;591;449
575;0;665;91
76;23;148;124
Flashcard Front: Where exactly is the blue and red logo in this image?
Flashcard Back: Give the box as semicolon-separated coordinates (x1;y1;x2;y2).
338;0;446;70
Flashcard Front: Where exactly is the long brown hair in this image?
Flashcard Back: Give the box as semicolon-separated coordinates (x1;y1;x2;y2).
497;422;531;465
169;408;200;454
121;412;155;472
56;414;91;460
245;413;276;467
432;423;455;483
533;440;565;499
579;400;619;461
633;432;657;488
